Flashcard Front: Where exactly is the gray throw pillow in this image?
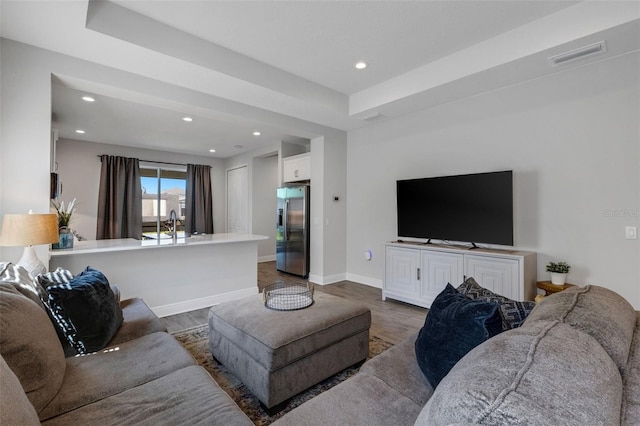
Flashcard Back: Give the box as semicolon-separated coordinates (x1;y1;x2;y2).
37;267;74;287
0;262;48;311
457;277;535;330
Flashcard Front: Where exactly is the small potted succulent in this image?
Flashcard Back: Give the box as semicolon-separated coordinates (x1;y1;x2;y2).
546;261;570;285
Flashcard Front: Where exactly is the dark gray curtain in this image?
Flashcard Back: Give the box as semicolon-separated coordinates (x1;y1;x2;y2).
185;164;213;235
96;155;142;239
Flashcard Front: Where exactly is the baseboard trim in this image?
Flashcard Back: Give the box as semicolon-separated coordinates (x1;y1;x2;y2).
345;273;383;289
152;287;258;318
258;255;276;263
308;273;347;286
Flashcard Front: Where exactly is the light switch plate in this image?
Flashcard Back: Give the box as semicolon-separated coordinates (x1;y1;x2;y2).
625;226;637;240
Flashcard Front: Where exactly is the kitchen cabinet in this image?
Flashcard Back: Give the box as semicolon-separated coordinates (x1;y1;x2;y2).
283;152;311;182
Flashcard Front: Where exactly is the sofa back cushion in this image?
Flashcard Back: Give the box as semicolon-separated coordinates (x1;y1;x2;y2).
416;320;623;425
0;355;40;425
525;285;636;372
0;284;66;414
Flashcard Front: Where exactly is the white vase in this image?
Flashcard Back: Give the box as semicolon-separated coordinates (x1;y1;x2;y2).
550;272;567;285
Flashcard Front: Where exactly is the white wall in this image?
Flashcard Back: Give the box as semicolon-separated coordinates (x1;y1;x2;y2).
309;134;348;284
224;143;280;258
252;154;278;261
346;52;640;308
55;138;226;240
0;39;53;263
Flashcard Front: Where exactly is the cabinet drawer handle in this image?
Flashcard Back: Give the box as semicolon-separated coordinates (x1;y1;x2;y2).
417;268;421;281
294;169;299;177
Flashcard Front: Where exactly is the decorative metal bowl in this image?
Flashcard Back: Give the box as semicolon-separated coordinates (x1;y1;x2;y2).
263;281;314;311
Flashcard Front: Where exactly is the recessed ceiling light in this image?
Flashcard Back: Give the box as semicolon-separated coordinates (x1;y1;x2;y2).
209;149;216;153
355;61;367;70
75;129;86;134
253;131;261;136
82;96;95;102
182;116;193;122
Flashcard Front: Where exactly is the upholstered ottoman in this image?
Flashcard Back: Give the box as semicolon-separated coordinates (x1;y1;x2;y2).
208;291;371;408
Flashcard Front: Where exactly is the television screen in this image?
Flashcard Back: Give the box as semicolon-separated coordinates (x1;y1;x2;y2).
396;170;513;246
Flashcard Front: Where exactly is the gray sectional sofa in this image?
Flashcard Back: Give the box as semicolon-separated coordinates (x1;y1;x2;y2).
274;284;640;425
0;282;252;425
3;268;638;425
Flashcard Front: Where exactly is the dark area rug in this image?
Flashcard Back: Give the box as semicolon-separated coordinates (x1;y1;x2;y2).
172;324;393;425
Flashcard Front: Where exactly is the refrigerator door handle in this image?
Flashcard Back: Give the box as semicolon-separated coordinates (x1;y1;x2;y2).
283;199;289;241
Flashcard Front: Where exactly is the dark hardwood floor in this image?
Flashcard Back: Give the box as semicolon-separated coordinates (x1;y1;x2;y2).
161;261;427;345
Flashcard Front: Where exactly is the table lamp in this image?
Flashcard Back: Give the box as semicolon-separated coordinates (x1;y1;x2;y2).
0;212;59;277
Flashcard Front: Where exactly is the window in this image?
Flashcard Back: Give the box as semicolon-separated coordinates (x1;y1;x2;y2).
140;166;186;239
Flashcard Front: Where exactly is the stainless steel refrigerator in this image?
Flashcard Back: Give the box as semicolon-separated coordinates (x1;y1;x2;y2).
276;186;310;278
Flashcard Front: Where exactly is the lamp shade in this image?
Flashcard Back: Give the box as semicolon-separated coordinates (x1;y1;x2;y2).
0;214;59;246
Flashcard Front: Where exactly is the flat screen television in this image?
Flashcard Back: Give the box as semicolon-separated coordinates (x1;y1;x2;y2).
396;170;513;246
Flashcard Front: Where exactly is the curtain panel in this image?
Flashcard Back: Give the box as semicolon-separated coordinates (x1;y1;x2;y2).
185;164;214;235
96;155;142;240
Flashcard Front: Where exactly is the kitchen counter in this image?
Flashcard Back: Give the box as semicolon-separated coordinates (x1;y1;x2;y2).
49;233;269;317
50;233;268;256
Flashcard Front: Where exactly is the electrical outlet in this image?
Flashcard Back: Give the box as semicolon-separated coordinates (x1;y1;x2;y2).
626;226;637;240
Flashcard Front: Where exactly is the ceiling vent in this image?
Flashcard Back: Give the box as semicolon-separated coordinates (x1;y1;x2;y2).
361;113;386;123
548;41;606;66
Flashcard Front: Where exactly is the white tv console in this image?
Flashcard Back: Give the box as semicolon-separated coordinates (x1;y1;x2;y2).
384;241;537;309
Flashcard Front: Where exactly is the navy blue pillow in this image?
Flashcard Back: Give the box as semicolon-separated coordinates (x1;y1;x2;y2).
46;267;123;354
415;284;502;388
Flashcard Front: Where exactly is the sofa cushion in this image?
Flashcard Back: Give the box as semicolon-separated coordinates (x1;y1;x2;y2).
106;297;167;346
457;277;535;329
41;366;253;426
414;284;502;388
0;355;40;426
47;267;123;354
0;284;66;414
38;332;197;421
621;312;640;425
359;332;433;407
272;371;424;426
416;321;623;425
525;285;636;372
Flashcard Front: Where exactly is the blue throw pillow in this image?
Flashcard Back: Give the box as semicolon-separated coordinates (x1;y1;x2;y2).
46;267;123;354
415;283;502;388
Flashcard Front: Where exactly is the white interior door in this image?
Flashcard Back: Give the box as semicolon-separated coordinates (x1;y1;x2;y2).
227;165;249;233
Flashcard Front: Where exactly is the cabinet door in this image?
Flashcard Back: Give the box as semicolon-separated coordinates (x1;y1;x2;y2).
465;255;519;299
385;247;420;298
283;158;298;182
421;251;464;305
296;155;311;180
283;155;311;182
